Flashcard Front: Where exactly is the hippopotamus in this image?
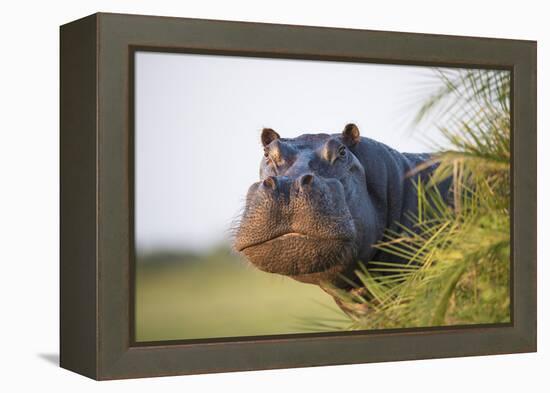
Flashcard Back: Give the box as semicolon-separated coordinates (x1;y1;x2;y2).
234;123;448;296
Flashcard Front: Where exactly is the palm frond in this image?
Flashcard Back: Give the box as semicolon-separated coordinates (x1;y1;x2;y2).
302;67;511;330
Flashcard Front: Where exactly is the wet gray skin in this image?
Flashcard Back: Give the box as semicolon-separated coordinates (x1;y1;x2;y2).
234;123;446;290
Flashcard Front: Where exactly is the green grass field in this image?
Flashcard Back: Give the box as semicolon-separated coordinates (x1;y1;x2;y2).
135;247;345;342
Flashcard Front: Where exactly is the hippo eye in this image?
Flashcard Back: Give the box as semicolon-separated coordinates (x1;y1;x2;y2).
338;145;347;157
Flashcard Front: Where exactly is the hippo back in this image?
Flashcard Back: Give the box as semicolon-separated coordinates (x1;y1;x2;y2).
349;136;451;264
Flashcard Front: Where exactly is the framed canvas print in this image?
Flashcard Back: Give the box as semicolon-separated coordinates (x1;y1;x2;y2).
60;13;537;380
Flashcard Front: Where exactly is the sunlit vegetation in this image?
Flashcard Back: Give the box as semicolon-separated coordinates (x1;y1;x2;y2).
315;69;511;330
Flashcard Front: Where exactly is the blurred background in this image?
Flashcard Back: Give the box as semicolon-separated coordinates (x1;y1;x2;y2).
134;52;450;342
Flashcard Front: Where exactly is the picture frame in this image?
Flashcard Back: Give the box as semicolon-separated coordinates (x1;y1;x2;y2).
60;12;537;380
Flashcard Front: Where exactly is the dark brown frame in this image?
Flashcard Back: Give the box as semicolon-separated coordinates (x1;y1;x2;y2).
60;12;537;380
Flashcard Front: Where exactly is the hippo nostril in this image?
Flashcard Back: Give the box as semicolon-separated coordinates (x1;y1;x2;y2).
299;174;314;189
263;176;277;190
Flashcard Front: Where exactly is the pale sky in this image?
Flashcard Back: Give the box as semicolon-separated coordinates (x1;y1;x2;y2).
135;51;452;252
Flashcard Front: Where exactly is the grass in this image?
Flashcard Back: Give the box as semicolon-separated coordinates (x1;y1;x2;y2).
135;247;346;341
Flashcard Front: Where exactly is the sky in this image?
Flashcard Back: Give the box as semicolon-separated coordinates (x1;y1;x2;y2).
135;51;454;252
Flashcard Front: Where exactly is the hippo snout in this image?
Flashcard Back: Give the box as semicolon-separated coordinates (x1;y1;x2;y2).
256;173;336;200
235;172;357;281
261;173;317;194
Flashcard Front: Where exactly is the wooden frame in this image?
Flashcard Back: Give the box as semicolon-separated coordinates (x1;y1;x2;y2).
60;12;537;380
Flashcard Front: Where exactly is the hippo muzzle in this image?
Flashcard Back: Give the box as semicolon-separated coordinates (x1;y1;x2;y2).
235;173;358;281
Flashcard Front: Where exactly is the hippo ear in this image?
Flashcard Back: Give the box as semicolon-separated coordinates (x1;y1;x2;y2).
261;128;280;147
341;123;361;147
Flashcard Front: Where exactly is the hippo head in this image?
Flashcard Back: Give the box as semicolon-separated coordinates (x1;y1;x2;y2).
234;124;379;287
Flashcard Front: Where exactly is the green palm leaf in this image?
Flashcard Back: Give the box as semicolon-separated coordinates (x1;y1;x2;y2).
301;67;511;331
